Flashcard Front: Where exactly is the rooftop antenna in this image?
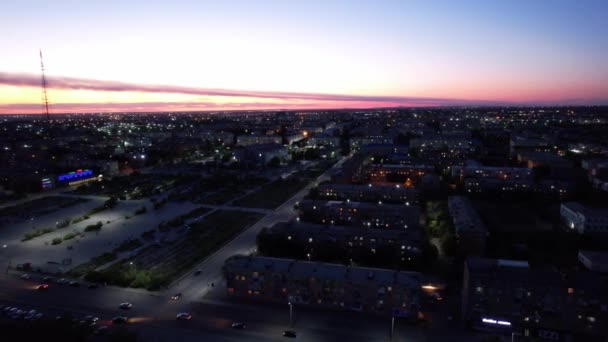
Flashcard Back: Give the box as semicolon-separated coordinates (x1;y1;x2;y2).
40;49;50;120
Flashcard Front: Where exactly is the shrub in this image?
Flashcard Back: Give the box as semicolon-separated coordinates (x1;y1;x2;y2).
84;221;103;232
63;231;80;241
56;218;71;229
51;238;62;245
134;206;147;215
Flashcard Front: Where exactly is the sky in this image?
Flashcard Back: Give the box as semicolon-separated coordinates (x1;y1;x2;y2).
1;0;607;114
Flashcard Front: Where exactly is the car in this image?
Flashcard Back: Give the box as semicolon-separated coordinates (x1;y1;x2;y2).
193;270;202;276
87;283;99;289
84;315;99;323
42;276;53;282
171;293;182;300
231;322;246;329
20;274;31;280
119;302;133;310
68;281;80;287
112;316;128;324
283;330;297;338
93;325;109;335
36;284;49;291
431;292;443;302
56;278;69;285
176;312;192;320
24;310;38;320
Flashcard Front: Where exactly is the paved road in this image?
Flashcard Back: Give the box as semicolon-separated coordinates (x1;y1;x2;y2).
169;156;351;299
0;273;438;342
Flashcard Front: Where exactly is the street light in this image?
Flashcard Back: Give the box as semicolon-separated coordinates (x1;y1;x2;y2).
288;302;293;327
2;244;10;274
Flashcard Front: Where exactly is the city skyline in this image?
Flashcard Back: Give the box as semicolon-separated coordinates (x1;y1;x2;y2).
1;0;608;114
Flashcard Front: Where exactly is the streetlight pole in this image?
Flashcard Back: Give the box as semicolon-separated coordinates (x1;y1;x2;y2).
390;316;395;340
289;302;293;327
2;244;10;274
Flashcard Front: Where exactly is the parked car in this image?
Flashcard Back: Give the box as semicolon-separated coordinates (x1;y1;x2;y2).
176;312;192;320
94;325;109;335
119;302;133;310
20;274;31;280
112;316;128;324
283;330;297;338
231;322;247;329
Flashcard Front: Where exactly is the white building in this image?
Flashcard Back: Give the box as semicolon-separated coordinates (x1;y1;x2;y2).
578;250;608;273
560;202;608;234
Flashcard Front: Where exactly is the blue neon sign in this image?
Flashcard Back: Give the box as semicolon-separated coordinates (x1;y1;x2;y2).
58;169;94;182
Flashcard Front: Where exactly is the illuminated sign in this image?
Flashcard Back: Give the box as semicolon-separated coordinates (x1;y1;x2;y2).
482;318;511;326
41;177;53;189
58;169;94;182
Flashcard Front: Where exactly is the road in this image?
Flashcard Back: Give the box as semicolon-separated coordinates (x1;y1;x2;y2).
0;272;435;342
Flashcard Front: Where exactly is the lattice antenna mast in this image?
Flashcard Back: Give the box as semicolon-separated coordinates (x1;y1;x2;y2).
40;49;50;120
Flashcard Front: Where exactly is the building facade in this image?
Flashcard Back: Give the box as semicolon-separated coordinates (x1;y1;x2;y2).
224;256;422;317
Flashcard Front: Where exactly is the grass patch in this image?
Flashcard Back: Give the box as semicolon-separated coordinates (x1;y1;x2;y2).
62;231;80;241
115;239;143;253
51;237;62;245
85;210;263;290
22;227;55;241
233;178;308;209
71;215;89;224
67;252;118;277
158;207;211;230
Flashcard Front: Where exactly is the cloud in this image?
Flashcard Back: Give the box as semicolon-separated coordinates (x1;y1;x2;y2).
0;71;507;106
0;100;401;114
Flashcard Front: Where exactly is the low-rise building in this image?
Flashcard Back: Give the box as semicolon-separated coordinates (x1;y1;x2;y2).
298;199;420;229
261;221;426;262
234;143;290;166
451;162;533;181
237;134;282;146
560;202;608;234
316;183;418;204
224;255;422;317
462;257;608;341
578;250;608;273
517;151;573;169
447;196;487;255
367;164;435;185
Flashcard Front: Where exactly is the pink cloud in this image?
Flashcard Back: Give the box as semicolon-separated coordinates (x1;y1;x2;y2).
0;71;507;105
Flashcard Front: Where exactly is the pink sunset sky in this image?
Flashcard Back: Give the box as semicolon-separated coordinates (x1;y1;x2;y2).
1;1;607;114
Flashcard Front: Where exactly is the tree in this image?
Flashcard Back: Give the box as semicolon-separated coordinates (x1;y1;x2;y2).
268;156;281;167
339;128;351;156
